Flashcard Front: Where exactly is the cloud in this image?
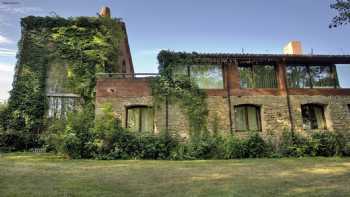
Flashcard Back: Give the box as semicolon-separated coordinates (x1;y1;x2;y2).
0;63;15;72
138;48;162;56
0;48;17;56
0;35;12;44
0;3;43;15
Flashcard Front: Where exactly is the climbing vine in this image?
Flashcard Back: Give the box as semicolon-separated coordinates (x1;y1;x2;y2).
151;51;209;140
3;15;123;137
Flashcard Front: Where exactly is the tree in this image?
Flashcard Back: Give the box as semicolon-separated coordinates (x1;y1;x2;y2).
330;0;350;28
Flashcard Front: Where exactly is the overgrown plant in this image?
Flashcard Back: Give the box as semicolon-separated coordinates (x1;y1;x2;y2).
151;51;209;140
3;15;123;149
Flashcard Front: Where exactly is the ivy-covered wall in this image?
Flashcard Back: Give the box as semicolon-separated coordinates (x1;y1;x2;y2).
2;15;124;134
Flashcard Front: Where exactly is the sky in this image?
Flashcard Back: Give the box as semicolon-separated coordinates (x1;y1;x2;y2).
0;0;350;101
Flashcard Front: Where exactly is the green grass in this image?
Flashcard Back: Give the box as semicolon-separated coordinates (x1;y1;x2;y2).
0;153;350;197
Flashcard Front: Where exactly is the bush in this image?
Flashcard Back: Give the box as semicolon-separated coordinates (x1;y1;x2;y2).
279;131;311;157
310;131;338;157
224;135;246;159
244;132;268;158
61;106;96;159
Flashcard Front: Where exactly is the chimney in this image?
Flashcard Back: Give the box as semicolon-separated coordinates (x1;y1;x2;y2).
99;6;111;17
283;41;303;55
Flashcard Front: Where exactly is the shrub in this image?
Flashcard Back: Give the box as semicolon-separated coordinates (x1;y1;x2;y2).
310;131;338;157
61;106;96;159
336;131;350;156
224;135;247;159
279;131;311;157
244;132;268;158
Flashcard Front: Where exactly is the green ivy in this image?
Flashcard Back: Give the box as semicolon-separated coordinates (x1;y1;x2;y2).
3;15;123;141
151;51;209;140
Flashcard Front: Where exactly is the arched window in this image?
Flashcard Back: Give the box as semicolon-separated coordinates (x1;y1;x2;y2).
301;104;326;130
234;105;261;131
126;106;154;133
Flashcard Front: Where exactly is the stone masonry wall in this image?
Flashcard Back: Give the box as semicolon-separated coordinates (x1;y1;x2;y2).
289;95;350;133
96;78;350;138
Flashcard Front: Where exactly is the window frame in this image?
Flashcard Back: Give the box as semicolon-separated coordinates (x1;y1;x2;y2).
301;104;327;130
234;104;262;132
286;64;338;89
238;62;278;89
125;105;154;133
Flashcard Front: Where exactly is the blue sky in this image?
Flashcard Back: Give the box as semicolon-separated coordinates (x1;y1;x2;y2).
0;0;350;100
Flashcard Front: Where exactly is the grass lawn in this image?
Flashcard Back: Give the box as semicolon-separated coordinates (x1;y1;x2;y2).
0;153;350;197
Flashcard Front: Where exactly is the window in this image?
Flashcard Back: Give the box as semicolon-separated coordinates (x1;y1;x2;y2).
122;60;126;73
287;64;338;88
234;105;261;131
126;106;154;132
190;65;224;89
47;95;79;119
301;104;326;130
335;64;350;88
172;64;224;89
239;64;278;88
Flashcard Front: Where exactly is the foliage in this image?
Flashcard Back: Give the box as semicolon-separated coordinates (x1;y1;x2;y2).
151;51;209;138
3;15;123;149
278;131;311;157
223;135;247;159
59;105;96;159
330;0;350;28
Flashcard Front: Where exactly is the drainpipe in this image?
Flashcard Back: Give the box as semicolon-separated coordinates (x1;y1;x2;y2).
226;63;234;133
165;95;169;133
281;63;295;137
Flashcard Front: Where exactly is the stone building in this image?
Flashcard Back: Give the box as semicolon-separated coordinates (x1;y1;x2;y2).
96;41;350;138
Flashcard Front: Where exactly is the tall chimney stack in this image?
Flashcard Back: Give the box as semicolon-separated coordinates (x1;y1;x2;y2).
283;41;303;55
99;6;111;17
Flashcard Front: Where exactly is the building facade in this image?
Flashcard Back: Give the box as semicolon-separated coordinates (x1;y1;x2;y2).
96;51;350;138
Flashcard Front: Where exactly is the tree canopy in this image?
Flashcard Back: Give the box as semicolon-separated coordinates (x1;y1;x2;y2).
330;0;350;28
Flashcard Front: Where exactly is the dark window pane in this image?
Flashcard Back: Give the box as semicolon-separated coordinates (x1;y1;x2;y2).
309;65;334;88
190;65;224;89
286;65;311;88
239;64;277;88
301;104;326;130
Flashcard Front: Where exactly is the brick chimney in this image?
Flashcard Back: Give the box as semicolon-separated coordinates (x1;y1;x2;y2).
283;41;303;55
100;6;111;17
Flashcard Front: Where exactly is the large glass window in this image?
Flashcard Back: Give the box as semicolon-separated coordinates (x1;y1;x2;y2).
172;64;224;89
234;105;261;131
335;64;350;88
127;106;154;132
286;66;311;88
287;64;338;88
190;65;224;89
301;104;326;130
239;64;278;88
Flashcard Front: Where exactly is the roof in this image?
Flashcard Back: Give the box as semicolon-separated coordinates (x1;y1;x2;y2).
158;51;350;65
